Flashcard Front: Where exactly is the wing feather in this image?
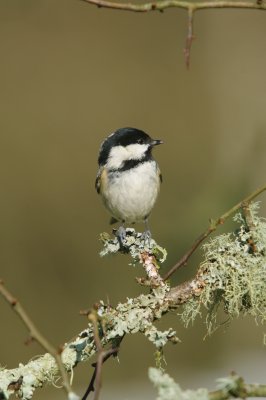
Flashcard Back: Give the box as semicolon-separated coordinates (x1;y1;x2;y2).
158;167;163;183
95;168;103;194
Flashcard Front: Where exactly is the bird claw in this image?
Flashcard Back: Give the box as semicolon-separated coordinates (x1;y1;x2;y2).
115;225;127;246
141;230;152;247
113;226;153;250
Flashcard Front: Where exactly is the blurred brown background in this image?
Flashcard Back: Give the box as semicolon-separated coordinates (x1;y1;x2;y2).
0;0;266;399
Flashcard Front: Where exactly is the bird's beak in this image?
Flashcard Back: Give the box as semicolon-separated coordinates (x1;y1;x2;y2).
151;139;163;146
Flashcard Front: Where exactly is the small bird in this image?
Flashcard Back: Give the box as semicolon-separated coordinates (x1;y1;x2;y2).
95;127;163;243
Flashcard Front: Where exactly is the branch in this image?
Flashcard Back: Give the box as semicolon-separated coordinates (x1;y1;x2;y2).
81;346;121;400
0;280;78;400
81;0;266;12
1;188;266;399
209;383;266;400
149;368;266;400
81;311;123;400
163;184;266;281
0;279;192;399
82;0;266;67
184;7;194;69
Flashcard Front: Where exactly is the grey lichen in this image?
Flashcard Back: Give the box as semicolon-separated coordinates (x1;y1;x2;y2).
149;368;208;400
99;228;167;265
216;375;240;392
145;325;179;348
149;368;248;400
3;201;265;399
0;333;97;400
0;353;60;400
180;202;266;333
0;284;179;399
102;287;179;347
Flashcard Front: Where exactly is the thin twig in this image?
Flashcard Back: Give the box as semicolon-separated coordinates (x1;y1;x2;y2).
0;280;74;398
81;0;266;67
90;313;103;400
81;348;120;400
163;184;266;281
81;0;266;12
242;200;256;230
82;311;123;400
184;7;194;69
241;200;258;253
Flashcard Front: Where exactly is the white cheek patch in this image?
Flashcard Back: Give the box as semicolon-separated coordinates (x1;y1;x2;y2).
107;146;129;169
107;143;149;169
125;143;149;159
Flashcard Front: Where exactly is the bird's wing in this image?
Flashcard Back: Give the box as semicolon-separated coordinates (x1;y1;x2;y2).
95;166;108;194
158;167;163;183
95;167;103;194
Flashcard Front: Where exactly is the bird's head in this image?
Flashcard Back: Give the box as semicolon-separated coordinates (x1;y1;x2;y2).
98;127;163;169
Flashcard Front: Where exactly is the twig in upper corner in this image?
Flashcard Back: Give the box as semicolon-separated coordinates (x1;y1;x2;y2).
81;0;266;12
81;0;266;67
184;7;195;69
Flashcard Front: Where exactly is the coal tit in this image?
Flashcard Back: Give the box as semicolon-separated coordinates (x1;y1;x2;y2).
95;127;163;241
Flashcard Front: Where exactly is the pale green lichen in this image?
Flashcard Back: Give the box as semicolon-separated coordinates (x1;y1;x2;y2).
180;202;266;334
68;392;80;400
99;228;167;265
67;287;177;369
145;326;179;348
216;375;239;391
149;368;245;400
102;288;179;348
149;368;208;400
0;353;60;400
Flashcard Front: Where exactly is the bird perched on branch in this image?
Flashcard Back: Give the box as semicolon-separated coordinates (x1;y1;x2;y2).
95;127;163;243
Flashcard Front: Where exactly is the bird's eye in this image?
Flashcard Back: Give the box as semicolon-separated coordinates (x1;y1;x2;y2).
137;138;144;144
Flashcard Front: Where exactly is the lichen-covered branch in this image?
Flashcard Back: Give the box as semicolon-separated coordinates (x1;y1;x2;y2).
149;368;266;400
0;264;205;399
0;281;78;400
178;202;266;333
0;288;177;399
1;192;266;399
163;184;266;280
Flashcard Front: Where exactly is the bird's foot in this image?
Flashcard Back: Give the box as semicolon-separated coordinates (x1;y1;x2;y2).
141;229;152;248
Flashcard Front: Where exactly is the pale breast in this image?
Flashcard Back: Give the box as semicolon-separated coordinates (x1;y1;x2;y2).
102;161;160;223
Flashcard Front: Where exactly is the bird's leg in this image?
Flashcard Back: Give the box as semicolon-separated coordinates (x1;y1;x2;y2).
115;222;127;246
141;218;152;247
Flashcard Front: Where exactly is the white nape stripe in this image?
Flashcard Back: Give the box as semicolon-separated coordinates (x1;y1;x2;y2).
107;143;149;169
